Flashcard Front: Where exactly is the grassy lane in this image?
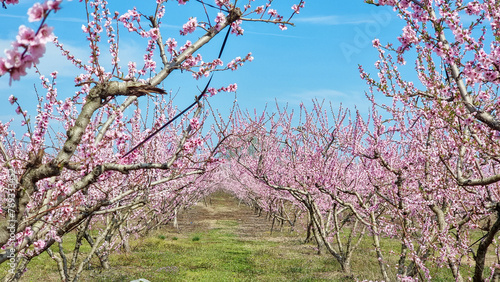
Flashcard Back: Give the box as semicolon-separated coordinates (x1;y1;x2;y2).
82;192;346;281
3;192;349;281
3;192;483;281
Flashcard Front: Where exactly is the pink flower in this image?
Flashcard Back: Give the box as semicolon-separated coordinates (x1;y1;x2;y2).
8;95;17;105
24;227;34;237
227;83;237;92
166;38;177;54
214;12;226;31
44;0;62;12
0;58;7;76
179;40;192;53
291;2;305;14
3;0;19;5
29;44;46;63
255;5;265;14
180;17;197;35
207;87;218;96
231;20;244;35
484;70;498;82
4;49;22;69
33;239;46;250
465;1;482;15
178;0;188;4
36;24;54;44
16;25;37;46
268;9;278;17
190;118;201;130
215;0;228;7
28;2;45;22
10;64;29;81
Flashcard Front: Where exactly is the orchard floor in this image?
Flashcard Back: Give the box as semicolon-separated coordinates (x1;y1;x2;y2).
82;191;355;281
7;192;473;281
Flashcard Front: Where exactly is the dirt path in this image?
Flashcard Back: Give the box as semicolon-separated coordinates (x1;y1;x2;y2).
170;191;274;238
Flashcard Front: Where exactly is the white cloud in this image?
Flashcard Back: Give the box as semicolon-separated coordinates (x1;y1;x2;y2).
294;15;376;25
245;30;303;38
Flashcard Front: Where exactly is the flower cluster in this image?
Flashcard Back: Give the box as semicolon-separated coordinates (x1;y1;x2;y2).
291;2;305;14
165;38;178;56
1;0;20;6
189;118;201;130
180;17;197;35
117;8;142;32
192;58;222;79
0;1;60;82
206;83;237;96
227;52;253;71
231;20;244;36
183;137;203;152
215;0;229;8
214;12;227;31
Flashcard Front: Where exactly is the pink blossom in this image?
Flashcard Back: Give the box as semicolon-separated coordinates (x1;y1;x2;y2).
227;83;237;92
2;0;19;5
178;0;188;4
8;95;17;105
231;20;244;35
180;17;197;35
24;227;33;237
37;24;54;44
0;58;7;76
4;49;22;69
166;38;177;54
465;1;482;16
179;40;192;53
28;44;46;63
215;0;229;8
16;26;37;46
189;118;201;130
255;5;265;14
44;0;62;12
291;2;305;14
484;70;498;82
214;12;226;31
207;87;218;96
33;239;45;250
268;9;278;17
28;2;45;22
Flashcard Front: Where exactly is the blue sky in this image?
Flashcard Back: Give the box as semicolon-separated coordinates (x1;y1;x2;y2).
0;1;406;131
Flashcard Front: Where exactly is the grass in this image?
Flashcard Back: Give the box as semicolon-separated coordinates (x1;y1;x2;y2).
0;192;494;281
72;224;343;281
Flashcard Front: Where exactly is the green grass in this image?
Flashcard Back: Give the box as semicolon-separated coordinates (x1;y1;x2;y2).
1;219;349;281
0;192;493;281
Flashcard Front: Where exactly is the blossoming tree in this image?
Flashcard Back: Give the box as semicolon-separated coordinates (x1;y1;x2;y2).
0;0;304;280
359;0;500;280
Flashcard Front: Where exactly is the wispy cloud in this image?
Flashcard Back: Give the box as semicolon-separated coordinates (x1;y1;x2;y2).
294;15;376;25
0;13;86;23
245;30;303;38
0;14;26;19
